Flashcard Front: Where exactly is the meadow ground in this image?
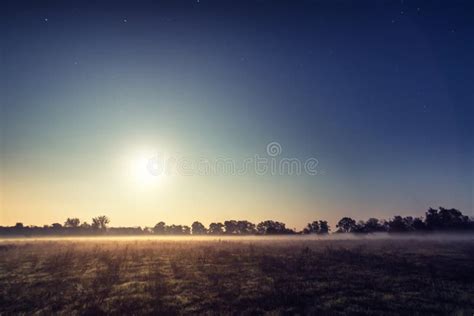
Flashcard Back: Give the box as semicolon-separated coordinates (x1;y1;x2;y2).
1;236;473;315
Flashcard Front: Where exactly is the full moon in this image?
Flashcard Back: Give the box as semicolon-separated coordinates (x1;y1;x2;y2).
130;154;157;186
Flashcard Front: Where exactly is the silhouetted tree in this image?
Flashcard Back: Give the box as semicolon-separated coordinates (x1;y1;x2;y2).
425;208;442;230
9;223;25;235
51;223;62;229
64;218;80;228
223;220;257;234
434;207;469;230
182;225;191;235
363;218;385;233
413;217;426;231
224;220;239;234
208;222;224;235
403;216;415;231
237;220;257;234
424;207;471;231
336;217;357;233
166;224;180;234
256;220;294;235
153;221;166;234
191;221;207;235
352;220;368;233
143;227;154;234
303;221;320;234
91;215;109;230
388;216;410;233
318;220;330;234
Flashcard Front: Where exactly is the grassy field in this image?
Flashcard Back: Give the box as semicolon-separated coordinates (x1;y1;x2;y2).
1;236;473;315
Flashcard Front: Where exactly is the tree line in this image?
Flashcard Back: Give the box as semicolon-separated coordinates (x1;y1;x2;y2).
0;207;473;236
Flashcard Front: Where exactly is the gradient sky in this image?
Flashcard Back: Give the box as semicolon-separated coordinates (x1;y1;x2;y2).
1;0;473;229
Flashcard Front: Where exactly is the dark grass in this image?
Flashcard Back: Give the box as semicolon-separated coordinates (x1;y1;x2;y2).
1;237;473;315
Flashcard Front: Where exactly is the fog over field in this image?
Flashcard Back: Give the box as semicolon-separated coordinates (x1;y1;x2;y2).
1;238;474;314
2;233;474;243
2;0;473;314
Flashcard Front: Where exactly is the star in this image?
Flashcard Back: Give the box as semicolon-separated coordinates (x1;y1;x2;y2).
44;18;48;22
123;18;128;23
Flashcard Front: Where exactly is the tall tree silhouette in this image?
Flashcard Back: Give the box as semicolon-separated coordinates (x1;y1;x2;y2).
237;221;256;234
318;220;330;234
256;220;294;235
191;221;207;235
92;216;110;230
224;220;239;234
303;221;320;234
64;218;80;228
208;222;224;235
425;207;470;230
336;217;357;233
388;216;410;232
153;222;166;234
363;218;385;233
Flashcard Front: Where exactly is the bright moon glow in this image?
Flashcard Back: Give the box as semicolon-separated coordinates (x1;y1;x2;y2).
132;157;155;182
130;154;158;186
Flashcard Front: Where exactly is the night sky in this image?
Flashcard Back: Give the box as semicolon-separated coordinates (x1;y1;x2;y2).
1;0;473;227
